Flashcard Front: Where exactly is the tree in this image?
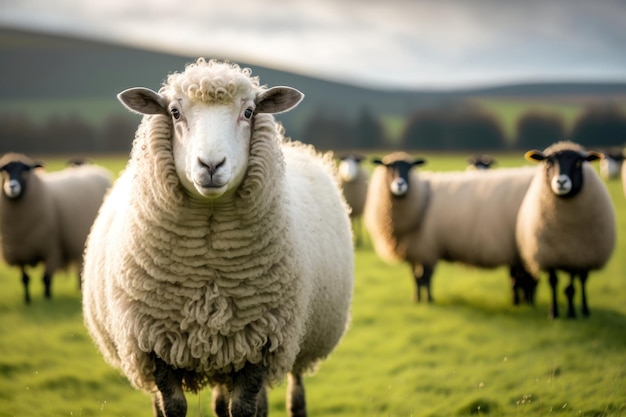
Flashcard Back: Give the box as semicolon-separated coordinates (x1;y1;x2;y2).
446;106;505;151
301;108;356;151
100;113;138;153
570;102;626;147
515;111;565;150
401;104;506;151
401;109;447;150
353;107;386;149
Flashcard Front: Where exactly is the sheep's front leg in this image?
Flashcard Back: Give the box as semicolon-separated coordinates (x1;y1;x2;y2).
564;272;577;319
287;372;306;417
42;269;52;300
510;265;536;305
212;384;230;417
21;267;31;304
579;270;590;317
412;263;434;303
152;354;187;417
509;266;521;306
230;362;267;417
548;269;559;319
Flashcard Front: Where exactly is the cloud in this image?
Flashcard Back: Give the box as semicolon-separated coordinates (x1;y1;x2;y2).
1;0;625;89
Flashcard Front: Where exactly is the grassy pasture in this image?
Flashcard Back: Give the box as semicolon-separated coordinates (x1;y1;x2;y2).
0;153;625;417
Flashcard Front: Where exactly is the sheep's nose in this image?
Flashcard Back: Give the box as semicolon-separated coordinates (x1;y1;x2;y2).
551;175;572;196
391;178;408;197
198;157;226;177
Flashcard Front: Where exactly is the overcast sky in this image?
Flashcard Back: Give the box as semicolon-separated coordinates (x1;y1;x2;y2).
1;0;626;90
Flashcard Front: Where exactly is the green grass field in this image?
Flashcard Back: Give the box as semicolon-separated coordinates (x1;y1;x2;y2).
0;154;625;417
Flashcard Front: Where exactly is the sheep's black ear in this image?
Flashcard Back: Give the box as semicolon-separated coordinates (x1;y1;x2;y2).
255;87;304;115
525;150;545;163
118;87;169;116
413;158;427;167
372;158;384;166
585;151;603;163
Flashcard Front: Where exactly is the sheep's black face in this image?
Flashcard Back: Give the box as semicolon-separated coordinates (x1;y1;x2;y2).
0;161;37;200
550;151;593;199
526;148;601;199
468;154;496;170
373;158;426;199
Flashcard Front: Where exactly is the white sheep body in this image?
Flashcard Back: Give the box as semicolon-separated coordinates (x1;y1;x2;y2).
365;155;537;269
339;157;369;219
81;59;354;414
339;155;369;246
0;154;112;301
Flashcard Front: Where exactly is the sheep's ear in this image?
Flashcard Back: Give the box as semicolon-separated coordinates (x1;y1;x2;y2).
255;87;304;115
118;87;169;116
525;150;545;163
412;158;427;167
372;158;384;166
585;151;603;163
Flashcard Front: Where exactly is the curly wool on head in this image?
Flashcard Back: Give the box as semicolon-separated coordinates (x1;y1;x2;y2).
162;58;261;104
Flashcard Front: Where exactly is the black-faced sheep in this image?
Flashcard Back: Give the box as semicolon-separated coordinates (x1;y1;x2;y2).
364;152;538;305
81;58;354;417
516;141;616;319
338;153;369;246
0;153;112;303
467;154;497;170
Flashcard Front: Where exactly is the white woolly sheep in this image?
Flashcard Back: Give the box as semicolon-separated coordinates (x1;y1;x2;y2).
516;141;616;319
600;147;624;180
364;152;538;305
81;58;354;417
338;153;369;246
0;153;112;303
467;154;497;170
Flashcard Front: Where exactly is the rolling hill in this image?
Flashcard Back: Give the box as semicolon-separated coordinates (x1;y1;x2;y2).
1;25;626;149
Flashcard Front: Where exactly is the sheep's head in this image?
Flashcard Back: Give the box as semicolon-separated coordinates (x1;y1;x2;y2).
467;154;496;170
372;153;426;198
118;59;303;201
0;154;43;200
338;153;365;183
525;142;602;199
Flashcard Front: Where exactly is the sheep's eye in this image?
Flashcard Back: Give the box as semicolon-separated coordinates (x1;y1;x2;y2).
243;108;254;119
170;108;181;120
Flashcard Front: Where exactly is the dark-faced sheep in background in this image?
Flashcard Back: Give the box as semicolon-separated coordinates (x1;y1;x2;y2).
0;153;112;303
364;152;538;306
467;154;497;170
516;141;616;319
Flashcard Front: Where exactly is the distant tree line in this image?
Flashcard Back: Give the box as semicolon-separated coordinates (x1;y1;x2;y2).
0;112;137;155
1;101;625;155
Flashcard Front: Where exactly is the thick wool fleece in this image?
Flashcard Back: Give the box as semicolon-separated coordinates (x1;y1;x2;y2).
82;60;353;394
516;142;616;276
